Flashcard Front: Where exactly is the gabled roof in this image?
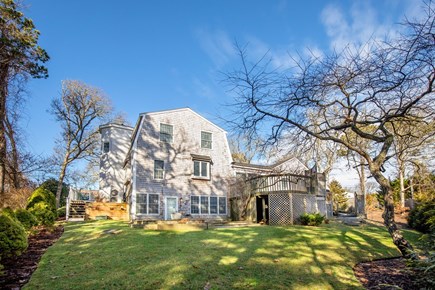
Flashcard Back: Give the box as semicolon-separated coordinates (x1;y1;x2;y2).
139;107;226;133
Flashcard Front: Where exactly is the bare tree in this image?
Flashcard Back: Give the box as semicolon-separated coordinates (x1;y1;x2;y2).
50;80;112;208
224;4;434;258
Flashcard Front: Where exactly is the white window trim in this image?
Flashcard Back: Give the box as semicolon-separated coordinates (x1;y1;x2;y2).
200;131;213;149
190;195;227;215
165;196;178;220
159;123;174;143
153;160;165;180
193;160;210;179
136;193;160;216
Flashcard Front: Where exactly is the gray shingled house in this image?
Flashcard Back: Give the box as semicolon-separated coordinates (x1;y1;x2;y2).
97;108;328;224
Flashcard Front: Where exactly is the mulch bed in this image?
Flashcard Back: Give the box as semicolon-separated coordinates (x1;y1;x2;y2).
354;257;418;290
0;225;64;290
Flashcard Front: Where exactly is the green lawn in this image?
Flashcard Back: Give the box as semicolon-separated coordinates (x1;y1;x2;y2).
24;221;420;290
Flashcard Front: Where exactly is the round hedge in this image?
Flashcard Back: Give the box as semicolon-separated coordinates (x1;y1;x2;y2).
28;202;56;226
1;207;16;220
57;206;66;218
26;187;56;212
0;214;28;258
15;209;38;230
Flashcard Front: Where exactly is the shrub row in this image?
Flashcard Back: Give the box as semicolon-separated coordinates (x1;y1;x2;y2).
1;186;58;261
299;213;325;226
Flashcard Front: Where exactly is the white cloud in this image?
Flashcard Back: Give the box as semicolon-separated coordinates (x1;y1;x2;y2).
320;2;393;51
195;28;236;67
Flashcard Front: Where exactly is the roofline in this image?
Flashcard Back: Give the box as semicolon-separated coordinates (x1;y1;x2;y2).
232;156;309;171
139;107;226;133
99;123;134;132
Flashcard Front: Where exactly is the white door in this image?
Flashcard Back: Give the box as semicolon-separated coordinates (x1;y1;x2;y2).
165;197;178;220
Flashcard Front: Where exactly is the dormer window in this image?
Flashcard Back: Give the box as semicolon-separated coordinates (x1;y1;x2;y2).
103;142;110;153
160;123;173;143
191;154;212;180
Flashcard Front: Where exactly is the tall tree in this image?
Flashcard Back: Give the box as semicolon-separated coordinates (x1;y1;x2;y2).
329;180;348;214
0;0;49;201
224;3;434;258
50;80;112;208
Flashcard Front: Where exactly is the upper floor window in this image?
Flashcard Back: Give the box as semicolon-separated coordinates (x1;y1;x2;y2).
154;160;164;180
103;142;110;153
160;123;173;143
201;131;212;149
193;160;209;179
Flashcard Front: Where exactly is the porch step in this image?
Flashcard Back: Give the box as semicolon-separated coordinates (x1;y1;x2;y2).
68;200;87;222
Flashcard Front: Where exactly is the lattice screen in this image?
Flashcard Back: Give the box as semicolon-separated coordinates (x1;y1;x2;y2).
269;193;328;225
269;193;292;225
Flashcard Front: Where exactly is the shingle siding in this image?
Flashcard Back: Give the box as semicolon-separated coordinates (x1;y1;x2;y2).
131;109;232;221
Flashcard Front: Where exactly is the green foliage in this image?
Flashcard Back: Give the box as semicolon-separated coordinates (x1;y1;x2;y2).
0;0;49;79
408;202;435;233
408;231;435;289
329;180;348;213
299;213;325;226
1;207;16;220
40;178;68;207
0;214;28;259
57;206;66;218
28;202;56;226
14;209;38;230
27;187;56;212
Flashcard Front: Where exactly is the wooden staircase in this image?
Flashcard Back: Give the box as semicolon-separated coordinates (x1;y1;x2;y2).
68;200;86;221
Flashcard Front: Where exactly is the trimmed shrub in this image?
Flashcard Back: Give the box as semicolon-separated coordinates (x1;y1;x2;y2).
1;207;16;220
0;214;28;258
408;202;435;233
28;202;56;226
299;213;325;226
15;209;38;230
57;206;66;218
26;187;56;212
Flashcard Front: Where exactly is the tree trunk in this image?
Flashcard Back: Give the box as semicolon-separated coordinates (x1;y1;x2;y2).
5;115;20;189
56;156;69;209
398;161;406;207
371;170;417;260
0;65;9;202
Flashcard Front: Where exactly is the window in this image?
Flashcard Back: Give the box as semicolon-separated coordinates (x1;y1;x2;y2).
136;193;159;215
160;123;173;143
210;197;218;214
200;196;209;214
201;131;212;149
191;196;199;214
193;161;209;178
148;194;159;214
103;142;110;153
191;195;226;215
219;197;227;214
154;160;164;179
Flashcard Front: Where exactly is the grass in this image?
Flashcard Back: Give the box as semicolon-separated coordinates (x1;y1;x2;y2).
24;221;420;290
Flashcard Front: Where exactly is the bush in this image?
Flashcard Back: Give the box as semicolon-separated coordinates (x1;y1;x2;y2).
1;207;16;220
299;213;325;226
0;214;28;258
26;187;56;212
408;202;435;233
57;206;66;218
14;209;38;230
28;202;56;226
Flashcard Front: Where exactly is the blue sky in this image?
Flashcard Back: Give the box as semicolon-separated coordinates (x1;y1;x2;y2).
23;0;420;186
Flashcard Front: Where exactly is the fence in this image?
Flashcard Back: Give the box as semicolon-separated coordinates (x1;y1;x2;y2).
269;193;328;225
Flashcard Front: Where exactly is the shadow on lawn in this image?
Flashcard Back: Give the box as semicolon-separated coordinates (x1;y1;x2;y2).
29;221;412;290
